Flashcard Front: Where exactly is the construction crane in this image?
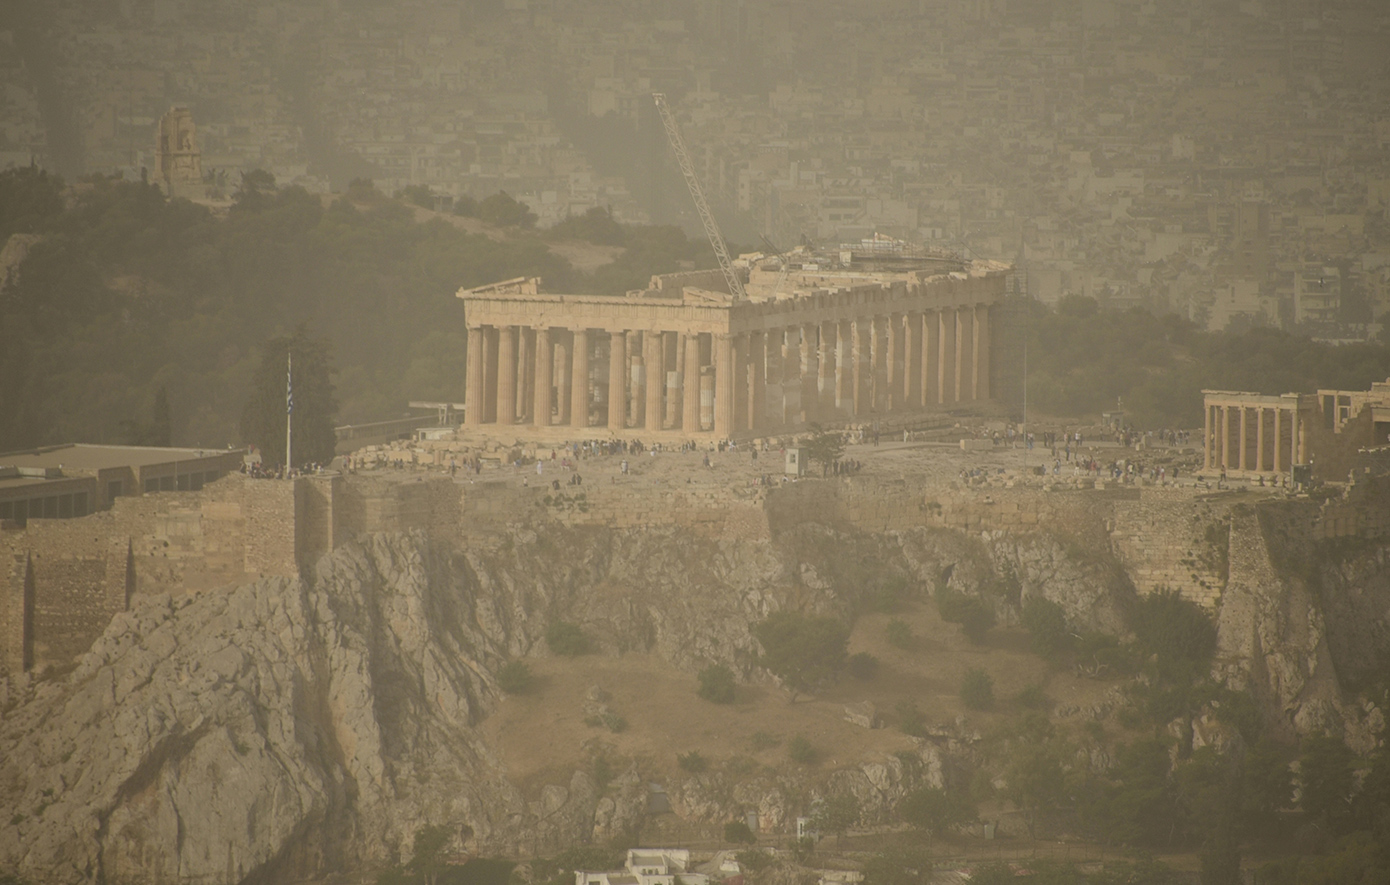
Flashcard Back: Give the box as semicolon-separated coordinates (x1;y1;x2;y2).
652;93;746;301
759;234;794;299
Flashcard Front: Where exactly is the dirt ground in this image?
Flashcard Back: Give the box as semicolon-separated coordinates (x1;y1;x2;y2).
481;595;1123;796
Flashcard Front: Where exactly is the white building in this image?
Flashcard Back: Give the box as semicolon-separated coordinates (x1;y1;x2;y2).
576;850;710;885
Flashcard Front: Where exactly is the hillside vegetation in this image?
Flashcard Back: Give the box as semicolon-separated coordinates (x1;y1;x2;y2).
0;168;716;451
2;166;1387;452
1017;294;1390;429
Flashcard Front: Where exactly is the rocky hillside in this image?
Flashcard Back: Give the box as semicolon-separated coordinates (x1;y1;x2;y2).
2;503;1387;884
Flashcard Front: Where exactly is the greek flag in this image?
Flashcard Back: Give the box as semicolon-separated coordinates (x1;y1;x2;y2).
286;353;294;415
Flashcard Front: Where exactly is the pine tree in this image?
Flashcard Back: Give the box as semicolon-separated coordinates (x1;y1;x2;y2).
240;326;337;468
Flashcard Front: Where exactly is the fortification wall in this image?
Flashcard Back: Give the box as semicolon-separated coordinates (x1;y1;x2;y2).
460;478;772;541
5;466;1387;677
0;474;300;674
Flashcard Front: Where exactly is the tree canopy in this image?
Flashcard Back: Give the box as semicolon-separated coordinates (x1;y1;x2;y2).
240;327;338;468
753;612;849;701
0;166;717;451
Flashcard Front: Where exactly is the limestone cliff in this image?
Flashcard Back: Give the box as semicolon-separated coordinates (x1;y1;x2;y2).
0;535;525;883
2;491;1386;884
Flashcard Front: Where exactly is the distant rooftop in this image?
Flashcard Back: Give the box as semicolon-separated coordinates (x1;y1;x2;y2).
0;444;238;473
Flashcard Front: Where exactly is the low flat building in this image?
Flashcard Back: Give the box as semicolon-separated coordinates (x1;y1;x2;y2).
0;444;244;526
576;849;709;885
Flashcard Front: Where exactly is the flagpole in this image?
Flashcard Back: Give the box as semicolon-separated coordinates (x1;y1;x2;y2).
286;349;293;478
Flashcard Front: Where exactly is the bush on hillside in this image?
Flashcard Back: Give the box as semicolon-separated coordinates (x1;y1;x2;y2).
697;664;736;704
546;621;592;656
961;668;995;710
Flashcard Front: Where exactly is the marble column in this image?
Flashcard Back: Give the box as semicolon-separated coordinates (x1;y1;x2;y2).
497;325;517;425
1220;405;1230;470
714;334;734;438
923;311;939;405
974;305;990;400
644;330;664;430
906;311;923;408
801;324;819;423
555;338;570;425
1238;406;1248;472
748;332;767;433
683;332;702;432
607;330;626;431
1293;407;1304;465
818;321;835;419
666;332;681;430
1272;407;1282;473
1204;403;1213;471
854;318;872;416
764;328;784;427
483;327;498;422
836;319;854;416
938;310;956;404
517;327;532;423
732;333;749;433
955;308;972;403
533;327;553;426
782;326;802;423
872;316;889;412
465;327;485;427
887;313;904;410
1255;407;1266;471
570;329;589;427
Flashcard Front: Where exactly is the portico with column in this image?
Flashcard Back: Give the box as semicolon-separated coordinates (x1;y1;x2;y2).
457;263;1006;439
1201;390;1310;478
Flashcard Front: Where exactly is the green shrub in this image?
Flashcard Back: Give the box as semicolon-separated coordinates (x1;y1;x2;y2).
584;711;627;733
677;751;707;773
886;618;914;649
1015;682;1050;710
697;664;736;704
862;846;933;885
937;588;995;644
1021;597;1072;657
750;731;779;751
961;668;994;710
496;660;534;694
735;849;772;872
864;576;912;613
592;756;612;790
959;603;995;644
1127;589;1217;666
846;652;880;680
787;735;818;765
546;621;592;656
723;820;756;844
896;700;927;737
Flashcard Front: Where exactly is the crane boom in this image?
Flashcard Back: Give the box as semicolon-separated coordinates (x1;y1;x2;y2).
652;93;746;301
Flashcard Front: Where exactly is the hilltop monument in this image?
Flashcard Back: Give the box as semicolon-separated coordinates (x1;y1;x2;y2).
154;106;203;199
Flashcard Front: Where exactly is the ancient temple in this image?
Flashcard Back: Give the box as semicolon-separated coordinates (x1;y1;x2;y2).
457;249;1009;439
154;107;202;200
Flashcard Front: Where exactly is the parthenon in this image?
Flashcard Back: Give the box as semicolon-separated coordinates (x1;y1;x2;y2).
456;249;1009;438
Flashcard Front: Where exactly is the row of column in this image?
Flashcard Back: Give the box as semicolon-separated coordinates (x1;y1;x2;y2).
463;306;990;436
1203;402;1306;474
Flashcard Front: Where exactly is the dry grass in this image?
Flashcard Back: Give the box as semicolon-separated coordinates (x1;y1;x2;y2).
482;600;1121;795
